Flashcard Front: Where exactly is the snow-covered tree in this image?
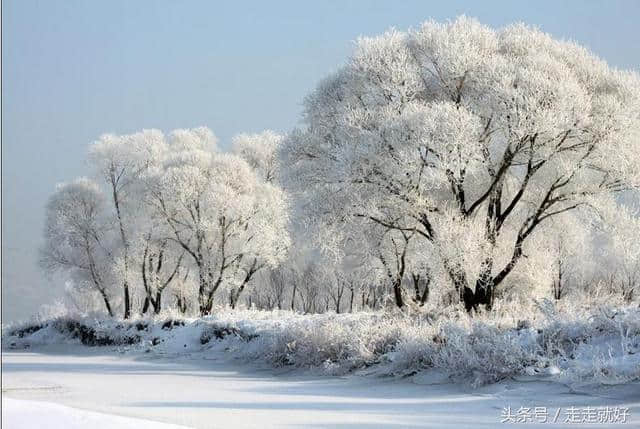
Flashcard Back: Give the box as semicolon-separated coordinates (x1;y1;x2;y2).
281;17;640;312
296;262;324;314
147;128;291;315
596;198;640;302
232;130;284;183
40;178;117;317
540;214;593;300
89;129;165;318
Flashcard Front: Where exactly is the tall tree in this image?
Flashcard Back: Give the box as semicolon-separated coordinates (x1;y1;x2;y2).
281;17;640;312
89;129;165;318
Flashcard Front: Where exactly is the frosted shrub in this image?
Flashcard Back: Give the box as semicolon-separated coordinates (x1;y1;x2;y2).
237;313;402;373
431;322;536;385
5;304;639;386
386;323;437;373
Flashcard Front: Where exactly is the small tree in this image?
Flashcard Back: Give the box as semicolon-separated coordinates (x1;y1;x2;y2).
544;215;592;300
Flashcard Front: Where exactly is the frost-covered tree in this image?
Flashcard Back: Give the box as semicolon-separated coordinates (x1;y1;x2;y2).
40;178;117;317
232;130;284;183
282;17;640;312
147;128;290;315
89;130;165;318
41;126;290;317
266;268;289;310
295;262;325;314
596;199;640;302
538;214;593;300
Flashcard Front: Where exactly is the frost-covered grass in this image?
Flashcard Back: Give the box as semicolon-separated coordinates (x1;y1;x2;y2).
4;301;640;387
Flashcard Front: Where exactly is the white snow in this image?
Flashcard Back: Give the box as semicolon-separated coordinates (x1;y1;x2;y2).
2;397;189;429
2;346;639;428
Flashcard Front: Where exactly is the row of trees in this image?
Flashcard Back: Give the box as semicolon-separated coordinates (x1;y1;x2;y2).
41;18;640;318
41;129;290;317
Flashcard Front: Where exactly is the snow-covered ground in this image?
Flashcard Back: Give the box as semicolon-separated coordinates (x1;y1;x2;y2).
2;346;639;428
2;397;189;429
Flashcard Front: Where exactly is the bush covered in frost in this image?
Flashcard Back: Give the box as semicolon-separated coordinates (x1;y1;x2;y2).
3;301;639;386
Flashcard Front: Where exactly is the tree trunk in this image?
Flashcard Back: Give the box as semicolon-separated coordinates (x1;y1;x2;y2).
141;297;150;315
154;291;162;314
419;282;430;306
176;295;187;314
392;279;404;308
198;269;208;315
123;283;131;319
412;273;430;306
100;290;114;317
230;262;257;310
462;259;494;312
110;172;131;320
553;259;563;300
290;282;297;311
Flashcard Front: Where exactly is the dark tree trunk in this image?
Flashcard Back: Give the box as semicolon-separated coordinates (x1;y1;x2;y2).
154;291;162;314
176;295;187;314
462;260;494;312
230;286;244;309
552;259;563;300
411;273;431;306
291;282;297;311
392;279;404;308
462;282;493;312
123;284;131;319
100;290;114;317
200;304;211;316
142;297;150;315
419;283;430;306
230;260;258;310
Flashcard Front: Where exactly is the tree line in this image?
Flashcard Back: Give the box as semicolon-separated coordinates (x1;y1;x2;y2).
41;18;640;318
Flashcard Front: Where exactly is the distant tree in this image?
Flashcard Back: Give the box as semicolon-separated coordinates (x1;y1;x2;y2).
40;178;116;317
539;214;592;300
297;262;324;314
597;199;640;302
282;17;640;312
232;130;284;183
267;268;288;310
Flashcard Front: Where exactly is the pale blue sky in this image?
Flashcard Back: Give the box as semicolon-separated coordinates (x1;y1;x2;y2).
3;0;639;321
